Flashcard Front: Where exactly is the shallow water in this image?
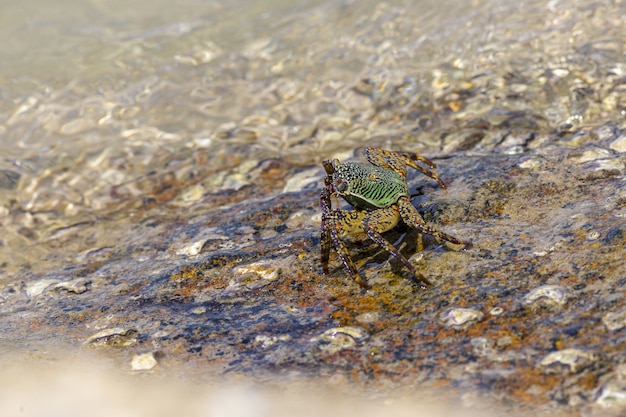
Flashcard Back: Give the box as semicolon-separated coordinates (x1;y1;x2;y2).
1;0;626;415
2;0;623;275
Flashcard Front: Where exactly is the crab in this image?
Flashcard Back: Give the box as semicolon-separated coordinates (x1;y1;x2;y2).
320;146;470;289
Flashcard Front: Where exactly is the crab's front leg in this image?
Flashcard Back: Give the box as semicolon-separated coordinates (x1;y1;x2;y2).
321;206;371;289
320;186;333;275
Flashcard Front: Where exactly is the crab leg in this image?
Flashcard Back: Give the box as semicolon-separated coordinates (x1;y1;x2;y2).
395;150;447;189
397;197;471;247
322;209;372;288
320;187;333;274
364;147;447;189
363;207;432;287
363;146;408;177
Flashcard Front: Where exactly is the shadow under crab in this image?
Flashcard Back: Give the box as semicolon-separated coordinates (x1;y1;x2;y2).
320;146;471;289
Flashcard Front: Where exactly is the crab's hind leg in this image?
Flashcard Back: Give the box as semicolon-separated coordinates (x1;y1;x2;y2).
363;147;408;177
364;147;447;189
397;196;471;247
363;206;432;287
395;151;447;190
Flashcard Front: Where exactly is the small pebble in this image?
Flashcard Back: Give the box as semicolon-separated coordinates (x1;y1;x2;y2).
310;326;368;354
609;134;626;153
254;334;291;348
282;168;321;193
151;330;171;339
595;378;626;409
439;307;484;329
176;240;207;257
603;309;626;331
234;261;280;281
523;285;569;308
471;337;496;357
83;328;137;347
356;312;380;324
593;158;625;172
54;279;90;294
552;68;570;77
179;184;206;203
571;147;611;163
594;364;626;409
131;352;158;371
538;348;595;373
489;306;504;316
496;335;513;348
26;279;60;297
587;230;600;240
517;157;541;170
192;306;206;315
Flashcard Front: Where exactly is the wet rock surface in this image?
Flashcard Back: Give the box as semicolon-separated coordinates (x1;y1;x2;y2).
1;0;626;415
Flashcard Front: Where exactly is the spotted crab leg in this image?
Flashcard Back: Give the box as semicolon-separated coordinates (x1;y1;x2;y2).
320;186;333;275
321;184;369;288
363;146;447;189
363;206;432;287
396;151;447;190
323;211;372;289
397;196;471;247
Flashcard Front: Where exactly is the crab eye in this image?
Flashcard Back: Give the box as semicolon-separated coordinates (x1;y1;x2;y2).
335;178;348;192
322;160;335;175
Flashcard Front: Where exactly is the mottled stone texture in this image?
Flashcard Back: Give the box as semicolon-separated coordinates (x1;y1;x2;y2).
1;0;626;415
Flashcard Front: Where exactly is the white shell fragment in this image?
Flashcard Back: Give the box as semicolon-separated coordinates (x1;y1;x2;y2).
517;156;542;170
356;312;380;324
83;327;138;348
594;364;626;410
471;337;497;358
609;134;626;153
310;326;368;354
26;278;91;297
603;309;626;331
439;308;484;329
281;168;322;193
131;352;159;371
254;334;291;348
176;240;207;257
25;279;60;297
54;278;90;294
470;337;527;362
538;348;595;373
570;147;612;163
489;306;504;316
234;261;280;281
595;378;626;409
523;285;569;308
231;260;281;290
